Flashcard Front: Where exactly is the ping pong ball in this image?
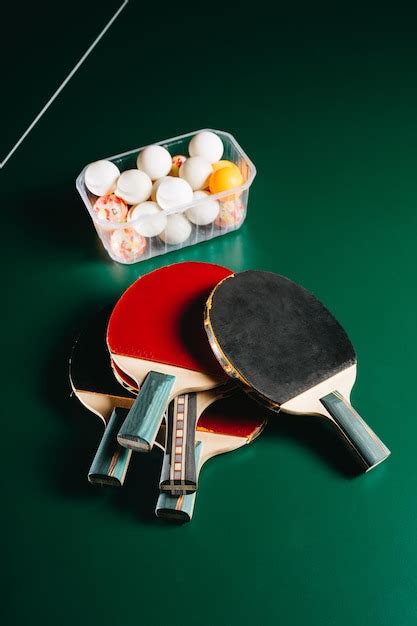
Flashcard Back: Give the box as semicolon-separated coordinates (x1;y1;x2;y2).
170;155;186;177
159;214;192;245
189;131;224;163
156;177;193;210
186;191;219;226
93;193;128;223
137;145;172;181
212;160;240;174
115;170;152;205
128;201;167;237
215;199;245;228
151;176;171;201
85;160;120;196
209;167;243;194
179;156;212;191
110;228;147;262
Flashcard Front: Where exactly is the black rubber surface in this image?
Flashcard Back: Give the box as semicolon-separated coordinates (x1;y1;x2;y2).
70;305;130;398
207;271;356;405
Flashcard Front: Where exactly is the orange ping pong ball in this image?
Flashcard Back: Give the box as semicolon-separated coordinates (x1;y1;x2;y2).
209;166;243;194
212;160;240;173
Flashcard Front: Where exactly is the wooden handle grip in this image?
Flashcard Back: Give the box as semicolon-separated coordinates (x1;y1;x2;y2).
155;442;202;522
320;391;390;471
159;393;198;495
88;408;132;486
117;371;175;452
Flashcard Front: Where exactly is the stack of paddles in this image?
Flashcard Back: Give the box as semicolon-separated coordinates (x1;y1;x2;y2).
69;262;390;522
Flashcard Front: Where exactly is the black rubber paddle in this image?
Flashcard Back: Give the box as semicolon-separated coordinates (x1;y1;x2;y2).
70;306;139;486
205;270;390;471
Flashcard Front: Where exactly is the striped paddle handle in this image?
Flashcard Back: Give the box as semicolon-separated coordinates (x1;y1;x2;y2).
117;371;175;452
88;407;132;486
159;393;198;495
156;442;202;522
320;391;390;471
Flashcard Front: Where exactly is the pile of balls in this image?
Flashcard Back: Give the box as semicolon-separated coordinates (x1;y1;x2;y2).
83;131;246;263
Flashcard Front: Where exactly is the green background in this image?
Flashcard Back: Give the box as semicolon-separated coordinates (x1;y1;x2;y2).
2;2;416;624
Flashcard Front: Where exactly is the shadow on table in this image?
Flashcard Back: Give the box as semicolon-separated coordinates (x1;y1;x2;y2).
264;406;362;478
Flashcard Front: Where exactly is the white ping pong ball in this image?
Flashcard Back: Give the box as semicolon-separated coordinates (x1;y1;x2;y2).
85;160;120;196
156;177;193;210
188;132;224;163
151;176;172;201
186;191;220;226
137;145;172;181
179;156;212;191
159;214;192;245
128;201;167;237
115;170;152;205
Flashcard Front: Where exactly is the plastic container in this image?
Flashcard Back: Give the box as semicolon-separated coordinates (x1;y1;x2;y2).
76;129;256;264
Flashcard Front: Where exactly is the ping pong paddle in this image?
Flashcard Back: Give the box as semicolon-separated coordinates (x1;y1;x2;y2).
205;270;390;471
155;394;267;521
107;262;232;494
69;307;135;486
69;308;170;486
112;359;235;496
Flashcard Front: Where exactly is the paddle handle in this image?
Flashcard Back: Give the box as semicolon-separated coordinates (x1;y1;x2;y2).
117;371;175;451
159;393;198;495
88;408;132;486
156;442;202;522
320;391;390;471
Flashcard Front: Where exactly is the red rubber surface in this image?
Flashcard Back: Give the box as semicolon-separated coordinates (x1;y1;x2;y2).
199;393;266;438
107;262;231;377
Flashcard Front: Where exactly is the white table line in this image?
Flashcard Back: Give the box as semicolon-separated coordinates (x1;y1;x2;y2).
0;0;129;169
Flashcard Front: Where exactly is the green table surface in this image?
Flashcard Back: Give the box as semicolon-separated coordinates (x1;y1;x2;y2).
2;3;417;625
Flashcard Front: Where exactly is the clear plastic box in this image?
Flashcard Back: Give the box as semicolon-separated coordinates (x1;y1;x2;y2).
76;129;256;264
